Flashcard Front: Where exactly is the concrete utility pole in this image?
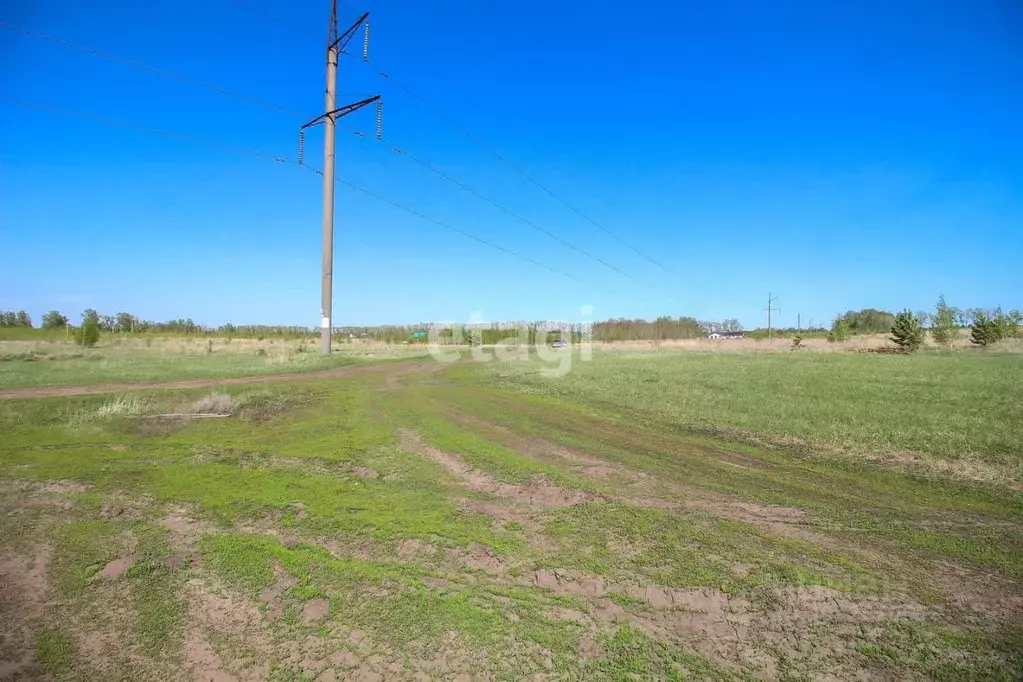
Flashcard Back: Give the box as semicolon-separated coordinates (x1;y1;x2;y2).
299;0;381;354
765;293;780;339
320;34;338;355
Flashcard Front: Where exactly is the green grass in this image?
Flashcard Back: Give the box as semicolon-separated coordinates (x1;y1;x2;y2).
544;502;880;594
1;350;1020;680
0;338;428;390
485;349;1023;472
584;625;735;681
34;626;76;676
854;620;1023;681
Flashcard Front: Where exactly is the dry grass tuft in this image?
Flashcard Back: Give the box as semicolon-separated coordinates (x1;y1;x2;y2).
190;393;237;415
96;395;151;418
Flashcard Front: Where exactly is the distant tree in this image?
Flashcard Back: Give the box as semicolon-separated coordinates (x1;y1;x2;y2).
994;309;1021;340
837;309;896;335
890;310;924;353
827;316;851;342
930;295;959;349
115;312;138;332
41;310;69;329
82;309;100;326
0;311;15;327
721;318;743;333
14;310;31;327
75;314;100;348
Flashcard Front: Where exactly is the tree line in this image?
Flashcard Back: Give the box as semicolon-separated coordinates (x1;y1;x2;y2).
7;300;1020;351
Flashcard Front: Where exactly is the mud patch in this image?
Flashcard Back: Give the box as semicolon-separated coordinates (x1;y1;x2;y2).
259;562;298;619
454;543;505;573
301;598;330;623
458;498;525;525
186;586;273;682
397;538;437;559
98;555;134;581
578;465;616;478
0;548;51;679
99;504;139;519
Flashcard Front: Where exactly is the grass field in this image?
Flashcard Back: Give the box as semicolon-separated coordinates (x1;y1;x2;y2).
1;347;1020;680
0;338;428;390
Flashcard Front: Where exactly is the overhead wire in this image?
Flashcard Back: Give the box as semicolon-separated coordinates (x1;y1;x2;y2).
4;17;644;286
0;96;587;286
0;21;305;118
227;0;677;276
363;132;639;282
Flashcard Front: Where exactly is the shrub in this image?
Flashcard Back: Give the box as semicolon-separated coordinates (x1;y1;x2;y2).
74;316;100;348
791;335;803;349
890;310;924;353
970;313;1000;347
827;317;851;342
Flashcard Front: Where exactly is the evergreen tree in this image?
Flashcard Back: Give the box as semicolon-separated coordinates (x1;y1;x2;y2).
890;310;924;353
970;313;1000;347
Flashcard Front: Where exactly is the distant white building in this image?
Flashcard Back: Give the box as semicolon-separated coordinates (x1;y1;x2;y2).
708;333;721;340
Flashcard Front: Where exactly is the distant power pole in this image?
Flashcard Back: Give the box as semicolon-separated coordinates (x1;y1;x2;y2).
765;293;780;338
797;313;801;332
300;0;381;354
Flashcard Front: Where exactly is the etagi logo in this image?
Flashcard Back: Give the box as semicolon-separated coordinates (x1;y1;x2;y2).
427;305;594;378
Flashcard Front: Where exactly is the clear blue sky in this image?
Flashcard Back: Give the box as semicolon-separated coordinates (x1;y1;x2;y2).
1;0;1020;329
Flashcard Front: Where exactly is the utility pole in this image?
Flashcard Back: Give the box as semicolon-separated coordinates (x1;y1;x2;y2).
797;313;801;332
765;293;780;339
300;1;381;354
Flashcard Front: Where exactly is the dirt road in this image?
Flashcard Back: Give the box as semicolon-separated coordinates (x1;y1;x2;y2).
0;360;439;400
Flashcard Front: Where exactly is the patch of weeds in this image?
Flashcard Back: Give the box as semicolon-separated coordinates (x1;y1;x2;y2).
49;519;124;596
584;624;733;681
129;563;187;657
545;502;878;594
200;533;417;597
504;521;524;531
236;389;303;421
854;620;1023;681
96;395;152;418
35;626;76;676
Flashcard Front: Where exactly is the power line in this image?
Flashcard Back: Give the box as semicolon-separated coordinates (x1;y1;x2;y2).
1;16;628;286
332;175;588;285
0;20;303;118
0;96;587;287
226;1;678;276
361;133;640;283
0;97;288;162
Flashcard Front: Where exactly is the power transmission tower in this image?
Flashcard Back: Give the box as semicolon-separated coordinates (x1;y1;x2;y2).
765;293;780;339
300;1;381;354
